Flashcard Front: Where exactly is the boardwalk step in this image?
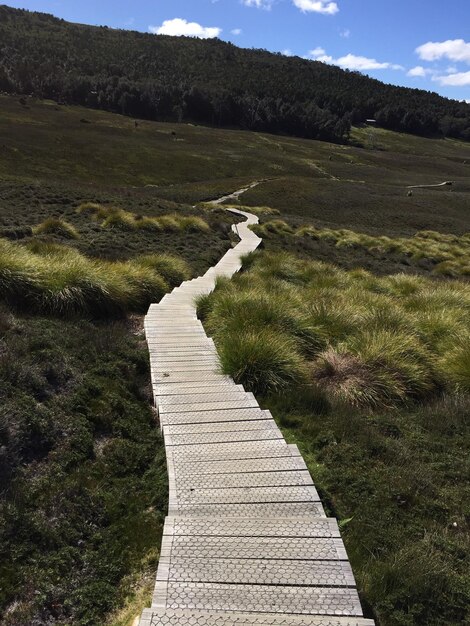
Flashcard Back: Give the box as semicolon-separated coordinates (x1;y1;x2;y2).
156;556;356;587
164;418;280;435
152;582;363;616
159;397;259;415
166;429;283;446
140;610;375;626
163;516;337;537
160;408;273;426
173;469;313;489
156;382;242;397
168;454;307;476
159;391;250;407
167;502;326;518
160;535;344;561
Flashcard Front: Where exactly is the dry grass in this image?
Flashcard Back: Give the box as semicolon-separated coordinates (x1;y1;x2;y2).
0;238;190;316
199;251;470;407
32;217;80;239
77;203;209;233
253;221;470;277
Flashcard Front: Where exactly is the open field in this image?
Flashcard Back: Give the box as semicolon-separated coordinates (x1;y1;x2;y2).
1;95;470;240
198;251;470;626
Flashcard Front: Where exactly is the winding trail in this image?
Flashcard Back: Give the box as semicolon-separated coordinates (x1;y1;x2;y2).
139;186;374;626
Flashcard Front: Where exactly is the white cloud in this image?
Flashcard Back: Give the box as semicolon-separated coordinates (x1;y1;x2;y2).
416;39;470;65
407;65;430;77
309;49;403;71
310;46;326;56
281;48;293;56
293;0;339;14
434;70;470;87
231;28;242;35
242;0;275;9
149;18;221;38
340;28;350;38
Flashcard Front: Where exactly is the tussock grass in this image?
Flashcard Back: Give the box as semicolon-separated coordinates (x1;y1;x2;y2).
32;216;80;239
218;328;307;394
253;221;470;278
0;238;186;316
135;254;191;288
77;202;209;233
222;204;281;216
201;251;470;407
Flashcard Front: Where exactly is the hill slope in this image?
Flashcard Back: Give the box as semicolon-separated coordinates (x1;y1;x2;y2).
1;4;470;142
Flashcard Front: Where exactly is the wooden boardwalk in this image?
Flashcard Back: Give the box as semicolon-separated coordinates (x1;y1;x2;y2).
139;198;374;626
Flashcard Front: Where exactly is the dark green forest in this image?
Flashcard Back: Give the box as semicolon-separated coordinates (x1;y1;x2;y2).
1;5;470;143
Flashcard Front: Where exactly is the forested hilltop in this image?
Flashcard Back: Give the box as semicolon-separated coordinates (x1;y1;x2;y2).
1;4;470;143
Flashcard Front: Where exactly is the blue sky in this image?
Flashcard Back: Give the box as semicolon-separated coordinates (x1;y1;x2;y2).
6;0;470;102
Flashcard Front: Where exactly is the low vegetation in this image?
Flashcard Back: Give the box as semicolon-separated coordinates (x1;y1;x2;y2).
77;203;209;233
253;221;470;278
199;251;470;401
0;238;191;317
198;251;470;625
33;217;80;240
0;310;168;626
217;204;281;217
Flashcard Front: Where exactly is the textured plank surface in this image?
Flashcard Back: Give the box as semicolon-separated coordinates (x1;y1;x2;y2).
139;200;372;625
141;610;374;626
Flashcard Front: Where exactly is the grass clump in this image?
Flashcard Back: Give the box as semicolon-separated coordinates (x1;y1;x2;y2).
77;202;209;233
218;327;307;394
32;216;80;239
0;238;183;316
253;221;470;278
134;254;191;288
201;251;470;407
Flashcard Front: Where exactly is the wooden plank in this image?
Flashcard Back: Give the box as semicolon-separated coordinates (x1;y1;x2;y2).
153;582;363;616
141;610;375;626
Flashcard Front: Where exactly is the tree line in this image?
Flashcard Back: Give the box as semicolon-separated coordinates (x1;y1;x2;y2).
1;5;469;143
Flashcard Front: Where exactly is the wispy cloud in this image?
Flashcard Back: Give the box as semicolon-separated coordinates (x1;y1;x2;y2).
149;18;221;38
231;28;243;35
293;0;339;15
309;49;403;71
242;0;275;9
339;28;350;38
